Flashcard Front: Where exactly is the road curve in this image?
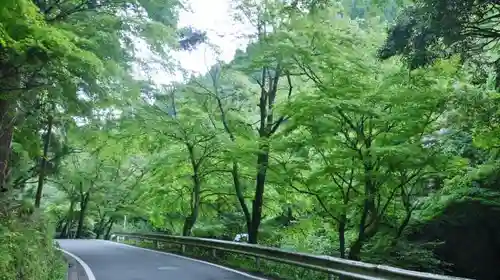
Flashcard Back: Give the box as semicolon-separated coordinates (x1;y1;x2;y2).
57;239;264;280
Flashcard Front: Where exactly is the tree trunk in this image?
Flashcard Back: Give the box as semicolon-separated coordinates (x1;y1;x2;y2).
182;216;194;236
75;192;90;239
348;202;379;260
34;111;53;208
247;59;283;244
59;220;69;238
232;161;252;237
66;203;75;238
248;147;269;244
104;219;115;240
348;148;379;260
348;190;373;260
95;216;108;239
0;97;14;193
59;199;75;238
181;181;201;236
213;93;253;240
182;144;202;236
338;214;347;258
248;77;270;245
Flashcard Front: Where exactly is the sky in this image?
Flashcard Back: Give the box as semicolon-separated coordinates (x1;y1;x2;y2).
148;0;254;85
75;0;252;125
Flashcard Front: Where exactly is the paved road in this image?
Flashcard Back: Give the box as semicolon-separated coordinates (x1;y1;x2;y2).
57;239;263;280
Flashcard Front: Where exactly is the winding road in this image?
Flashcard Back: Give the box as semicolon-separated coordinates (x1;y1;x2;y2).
57;239;265;280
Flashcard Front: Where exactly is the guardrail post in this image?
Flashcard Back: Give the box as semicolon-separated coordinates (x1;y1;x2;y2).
154;240;159;249
255;256;260;270
211;248;216;258
181;244;186;253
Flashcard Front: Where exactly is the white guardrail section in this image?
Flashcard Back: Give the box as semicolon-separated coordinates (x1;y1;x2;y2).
110;232;473;280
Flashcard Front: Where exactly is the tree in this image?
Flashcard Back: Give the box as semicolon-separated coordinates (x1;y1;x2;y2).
193;0;298;244
274;7;462;260
0;0;206;199
378;0;500;86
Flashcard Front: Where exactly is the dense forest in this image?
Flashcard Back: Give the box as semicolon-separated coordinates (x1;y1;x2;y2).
1;0;500;279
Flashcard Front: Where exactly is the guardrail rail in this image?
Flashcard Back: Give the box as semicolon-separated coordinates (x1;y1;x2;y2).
111;232;472;280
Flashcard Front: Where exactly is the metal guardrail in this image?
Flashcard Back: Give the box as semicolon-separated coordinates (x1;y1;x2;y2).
111;232;473;280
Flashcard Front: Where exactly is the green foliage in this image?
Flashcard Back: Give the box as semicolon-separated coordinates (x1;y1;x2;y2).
0;0;206;276
378;0;500;85
3;0;500;279
91;2;498;277
0;212;66;280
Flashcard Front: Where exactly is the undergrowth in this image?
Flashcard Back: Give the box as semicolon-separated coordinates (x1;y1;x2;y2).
0;209;66;280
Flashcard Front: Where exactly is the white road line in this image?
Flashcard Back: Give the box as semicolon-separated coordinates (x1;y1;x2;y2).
157;266;178;270
57;248;97;280
102;240;269;280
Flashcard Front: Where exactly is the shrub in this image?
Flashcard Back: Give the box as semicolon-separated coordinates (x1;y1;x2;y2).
0;210;66;280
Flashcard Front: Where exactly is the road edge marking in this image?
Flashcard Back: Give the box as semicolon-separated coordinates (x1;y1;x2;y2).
102;240;268;280
56;247;97;280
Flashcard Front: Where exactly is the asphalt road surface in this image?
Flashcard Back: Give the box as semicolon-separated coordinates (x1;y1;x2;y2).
57;239;264;280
